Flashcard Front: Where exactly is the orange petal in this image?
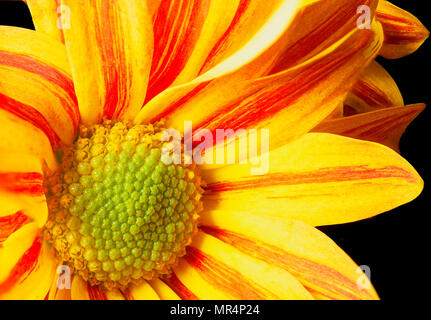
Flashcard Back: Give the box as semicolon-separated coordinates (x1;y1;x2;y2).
313;104;425;152
0;26;80;148
201;133;423;226
200;212;379;300
376;1;429;59
61;0;153;124
137;21;382;153
0;236;57;299
169;232;312;300
270;0;379;73
345;60;404;115
25;0;65;43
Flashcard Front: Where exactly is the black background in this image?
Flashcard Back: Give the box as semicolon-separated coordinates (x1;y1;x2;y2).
0;0;428;301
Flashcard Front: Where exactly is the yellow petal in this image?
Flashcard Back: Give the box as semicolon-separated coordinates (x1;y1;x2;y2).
170;231;313;300
0;26;79;147
25;0;65;43
70;276;112;300
148;279;180;300
61;0;153;124
0;237;57;299
345;60;404;114
201;133;423;226
313;104;425;152
200;212;379;300
125;281;160;300
376;1;429;59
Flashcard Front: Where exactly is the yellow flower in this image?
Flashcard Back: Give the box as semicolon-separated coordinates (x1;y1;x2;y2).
0;0;427;300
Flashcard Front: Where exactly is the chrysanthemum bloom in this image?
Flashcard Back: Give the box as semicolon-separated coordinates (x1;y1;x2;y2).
0;0;427;300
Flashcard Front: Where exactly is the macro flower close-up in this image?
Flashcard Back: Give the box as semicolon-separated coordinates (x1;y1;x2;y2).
0;0;428;300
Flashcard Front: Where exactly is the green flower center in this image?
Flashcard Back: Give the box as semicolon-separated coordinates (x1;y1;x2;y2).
44;121;203;290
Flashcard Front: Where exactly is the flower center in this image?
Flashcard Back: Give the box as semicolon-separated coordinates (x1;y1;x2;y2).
43;121;203;290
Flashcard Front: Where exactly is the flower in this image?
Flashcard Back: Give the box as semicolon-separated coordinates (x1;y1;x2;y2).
0;0;427;300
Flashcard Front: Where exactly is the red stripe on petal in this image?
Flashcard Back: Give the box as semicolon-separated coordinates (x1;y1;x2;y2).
0;172;45;196
0;93;62;149
0;236;42;295
184;246;268;299
0;211;30;244
0;50;80;130
205;166;417;193
146;0;209;102
199;0;251;73
201;226;372;300
162;273;198;300
87;284;107;300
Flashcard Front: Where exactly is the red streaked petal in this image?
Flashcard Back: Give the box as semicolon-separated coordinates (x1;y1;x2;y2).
61;0;153;124
201;133;423;226
345;60;404;115
199;212;379;300
172;231;313;300
376;1;429;59
0;211;31;244
313;104;425;152
0;26;79;147
145;0;211;102
0;172;45;197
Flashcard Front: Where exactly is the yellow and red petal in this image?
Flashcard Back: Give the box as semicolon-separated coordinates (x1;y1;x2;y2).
148;279;180;300
201;133;423;226
0;26;79;148
0;151;49;228
0;236;57;300
60;0;153;124
200;212;378;300
345;60;404;115
25;0;65;43
166;231;312;300
376;1;429;59
124;282;160;300
137;21;382;153
70;276;125;300
313;104;425;152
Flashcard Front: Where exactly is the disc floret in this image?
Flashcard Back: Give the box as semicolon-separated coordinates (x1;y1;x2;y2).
44;120;203;289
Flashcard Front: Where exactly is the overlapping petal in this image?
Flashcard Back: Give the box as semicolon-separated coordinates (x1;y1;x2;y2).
167;231;313;299
0;26;79;148
0;237;57;299
344;60;404;115
313;104;425;152
60;0;153;124
376;1;429;59
201;133;423;226
200;212;378;299
24;0;65;43
136;21;382;153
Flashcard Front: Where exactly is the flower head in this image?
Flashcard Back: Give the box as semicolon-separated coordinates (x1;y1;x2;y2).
0;0;427;299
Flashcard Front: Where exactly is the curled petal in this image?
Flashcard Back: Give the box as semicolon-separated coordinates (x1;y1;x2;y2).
313;104;425;152
345;60;404;115
376;1;429;59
